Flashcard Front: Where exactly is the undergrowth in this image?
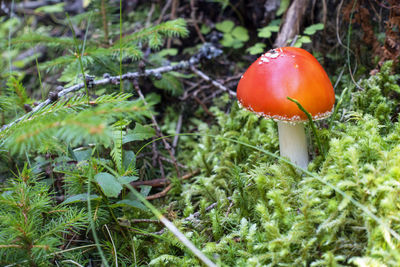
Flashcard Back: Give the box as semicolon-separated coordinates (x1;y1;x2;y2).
143;61;400;266
1;0;400;266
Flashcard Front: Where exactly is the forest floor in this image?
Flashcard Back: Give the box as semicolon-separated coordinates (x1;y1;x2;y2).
0;0;400;266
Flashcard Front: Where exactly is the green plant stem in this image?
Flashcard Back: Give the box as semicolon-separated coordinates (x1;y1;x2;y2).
8;0;14;74
65;13;90;103
286;97;325;158
35;57;45;101
328;87;348;130
93;181;128;240
119;0;123;93
87;161;110;267
124;183;217;267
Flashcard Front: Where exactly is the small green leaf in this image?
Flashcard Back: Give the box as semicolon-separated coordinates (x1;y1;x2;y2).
246;43;266;55
303;23;324;35
35;3;65;13
118;176;139;185
220;33;235;47
258;25;279;38
73;148;92;162
215;20;235;33
276;0;290;16
123;123;156;144
140;185;152;197
200;24;211;35
123;150;136;170
95;172;123;198
158;48;178;57
299;36;312;43
232;39;244;49
62;194;101;204
269;19;281;26
294;36;312;47
232;26;249;42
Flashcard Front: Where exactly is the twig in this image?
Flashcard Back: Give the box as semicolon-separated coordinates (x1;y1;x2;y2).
180;80;203;100
190;66;236;97
145;3;156;27
131;178;169;188
167;0;179;48
131;170;199;188
190;0;206;43
160;156;188;169
146;184;173;200
194;96;214;117
145;170;200;200
133;80;180;177
1;43;222;132
156;0;172;24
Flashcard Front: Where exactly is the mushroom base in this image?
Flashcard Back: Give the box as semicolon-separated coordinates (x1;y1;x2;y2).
277;121;309;169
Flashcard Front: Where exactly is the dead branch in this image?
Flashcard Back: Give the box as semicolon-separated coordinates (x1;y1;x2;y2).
190;66;236;97
1;43;222;132
145;170;200;200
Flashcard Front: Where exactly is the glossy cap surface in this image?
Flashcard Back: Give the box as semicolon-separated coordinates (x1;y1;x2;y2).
236;47;335;121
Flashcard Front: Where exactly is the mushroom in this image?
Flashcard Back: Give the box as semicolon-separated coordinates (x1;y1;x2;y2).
236;47;335;169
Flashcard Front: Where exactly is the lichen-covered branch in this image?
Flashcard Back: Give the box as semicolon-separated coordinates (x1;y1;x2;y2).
1;43;222;132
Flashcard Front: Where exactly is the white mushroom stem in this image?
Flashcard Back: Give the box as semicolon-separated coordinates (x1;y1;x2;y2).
277;121;309;169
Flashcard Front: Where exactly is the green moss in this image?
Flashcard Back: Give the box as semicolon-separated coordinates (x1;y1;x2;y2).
145;61;400;266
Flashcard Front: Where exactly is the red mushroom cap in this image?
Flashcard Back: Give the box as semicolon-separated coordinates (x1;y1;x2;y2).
236;47;335;121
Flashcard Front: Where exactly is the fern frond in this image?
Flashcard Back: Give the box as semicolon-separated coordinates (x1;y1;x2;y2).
111;119;130;174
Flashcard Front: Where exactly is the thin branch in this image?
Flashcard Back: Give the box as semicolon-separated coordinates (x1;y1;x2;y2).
1;43;222;132
156;0;172;24
145;170;199;200
167;0;179;48
133;80;180;177
190;66;236;97
190;0;206;43
131;170;199;188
